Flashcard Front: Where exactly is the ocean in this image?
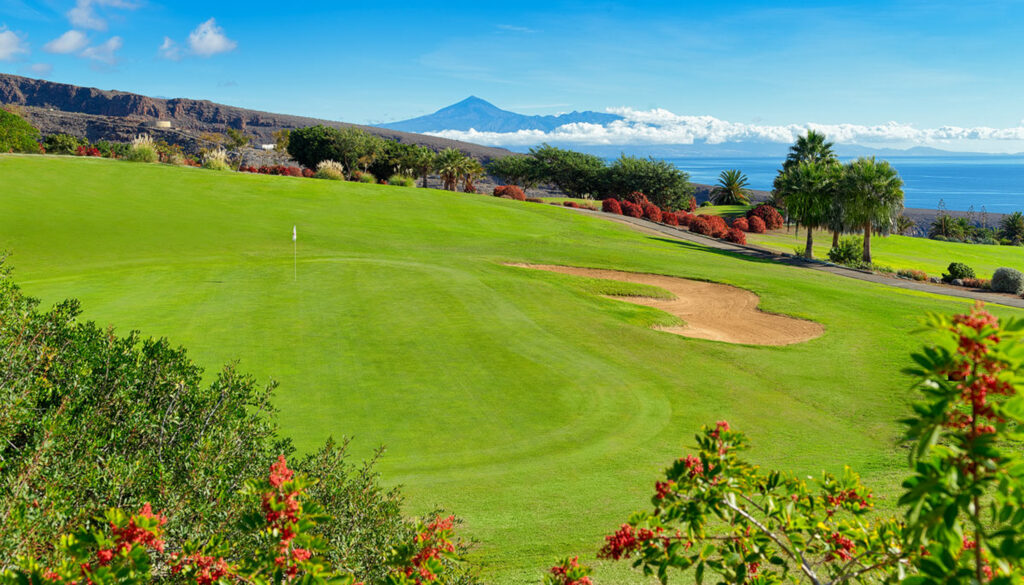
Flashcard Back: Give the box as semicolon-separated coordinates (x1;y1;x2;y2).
666;156;1024;213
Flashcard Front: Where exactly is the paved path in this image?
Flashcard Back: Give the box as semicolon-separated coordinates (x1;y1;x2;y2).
573;207;1024;310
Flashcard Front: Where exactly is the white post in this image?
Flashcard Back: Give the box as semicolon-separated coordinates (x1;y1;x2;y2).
292;225;297;281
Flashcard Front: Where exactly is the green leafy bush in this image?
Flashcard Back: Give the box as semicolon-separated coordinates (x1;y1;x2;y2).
388;174;416;187
991;267;1024;294
43;133;84;155
315;160;345;180
827;235;863;266
358;172;377;184
942;261;975;283
0;108;41;153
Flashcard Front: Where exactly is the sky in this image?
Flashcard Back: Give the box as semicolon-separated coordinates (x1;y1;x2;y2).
2;0;1024;152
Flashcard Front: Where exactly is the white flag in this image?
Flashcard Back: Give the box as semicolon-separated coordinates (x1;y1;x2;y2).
292;225;297;242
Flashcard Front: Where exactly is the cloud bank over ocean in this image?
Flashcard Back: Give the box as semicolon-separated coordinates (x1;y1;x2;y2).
427;107;1024;152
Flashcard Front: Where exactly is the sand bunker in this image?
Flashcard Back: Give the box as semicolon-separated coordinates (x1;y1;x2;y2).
512;264;824;346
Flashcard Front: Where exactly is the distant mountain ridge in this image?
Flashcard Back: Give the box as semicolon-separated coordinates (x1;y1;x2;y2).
0;73;514;161
378;96;623;133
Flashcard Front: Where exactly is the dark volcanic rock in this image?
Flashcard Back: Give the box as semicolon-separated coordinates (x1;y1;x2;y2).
0;73;514;162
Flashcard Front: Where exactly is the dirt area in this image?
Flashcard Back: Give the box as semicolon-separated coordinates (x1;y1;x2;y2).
509;264;825;346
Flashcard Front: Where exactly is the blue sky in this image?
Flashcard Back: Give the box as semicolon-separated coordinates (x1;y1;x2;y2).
2;1;1024;150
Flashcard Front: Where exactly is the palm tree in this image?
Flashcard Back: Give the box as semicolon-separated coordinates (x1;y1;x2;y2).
841;157;905;263
782;130;837;172
461;159;485;193
435;148;467;191
896;215;916;236
776;161;834;259
1000;211;1024;244
709;169;752;205
408;146;436;188
929;214;962;240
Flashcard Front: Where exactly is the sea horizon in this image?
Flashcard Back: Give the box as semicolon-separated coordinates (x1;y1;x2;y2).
659;155;1024;213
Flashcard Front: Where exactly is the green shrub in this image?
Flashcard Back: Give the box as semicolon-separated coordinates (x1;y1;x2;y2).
0;108;41;153
93;140;129;159
201;148;230;171
315;159;345;180
126;134;158;163
991;267;1024;294
942;262;975;283
358;172;377;184
43;133;84;155
388;174;416;187
827;235;863;266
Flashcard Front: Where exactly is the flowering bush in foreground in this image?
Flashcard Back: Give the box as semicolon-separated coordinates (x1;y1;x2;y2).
689;217;711;236
622;201;643;218
747;215;767;233
493;185;526;200
1;456;466;585
731;217;749;232
642;203;663;223
662;212;679;226
747;204;784;230
723;227;746;245
544;557;593;585
596;303;1024;585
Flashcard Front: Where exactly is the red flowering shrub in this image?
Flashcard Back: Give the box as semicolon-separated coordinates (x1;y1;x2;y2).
675;212;692;227
689;217;712;235
602;198;623;214
642;203;662;223
731;217;749;232
493;185;526;200
526;197;545;203
75;145;101;157
563;201;581;208
622;201;644;218
302;168;315;178
704;215;729;238
747;204;784;230
625;191;650;206
723;228;747;245
748;215;767;233
662;212;679;226
683;195;697;212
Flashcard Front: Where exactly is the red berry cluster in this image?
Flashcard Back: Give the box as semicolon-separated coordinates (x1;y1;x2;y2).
261;456;308;579
682;455;704;478
400;515;456;583
547;557;592;585
946;304;1012;438
824;532;856;562
654;480;676;500
598;524;688;561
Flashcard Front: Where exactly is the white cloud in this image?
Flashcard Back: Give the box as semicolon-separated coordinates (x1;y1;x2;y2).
187;18;236;57
28;62;53;76
67;0;137;31
80;36;122;65
44;30;89;53
158;36;180;60
425;106;1024;150
0;27;29;61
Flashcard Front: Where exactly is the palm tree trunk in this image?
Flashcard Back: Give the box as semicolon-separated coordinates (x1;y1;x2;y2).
832;231;839;248
421;172;428;188
805;226;814;259
863;222;872;263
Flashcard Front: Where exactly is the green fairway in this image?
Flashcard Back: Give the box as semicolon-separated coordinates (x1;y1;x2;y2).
5;155;1023;583
694;204;750;218
745;225;1024;277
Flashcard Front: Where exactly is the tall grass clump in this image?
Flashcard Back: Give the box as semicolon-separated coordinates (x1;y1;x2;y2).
358;172;377;184
315;160;345;180
126;134;158;163
387;174;415;187
202;148;231;172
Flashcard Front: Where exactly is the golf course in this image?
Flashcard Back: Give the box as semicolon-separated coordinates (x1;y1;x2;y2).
4;154;1021;583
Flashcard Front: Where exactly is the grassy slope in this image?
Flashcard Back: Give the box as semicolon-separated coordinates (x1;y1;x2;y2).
4;155;1022;583
746;226;1024;278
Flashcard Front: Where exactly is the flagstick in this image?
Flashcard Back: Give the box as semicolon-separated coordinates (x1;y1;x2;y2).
293;238;297;281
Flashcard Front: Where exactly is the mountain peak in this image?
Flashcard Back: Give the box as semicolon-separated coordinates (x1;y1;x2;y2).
378;98;623;134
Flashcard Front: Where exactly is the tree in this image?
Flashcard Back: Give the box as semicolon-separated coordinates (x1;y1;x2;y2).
272;129;290;152
999;211;1024;244
929;213;962;240
225;127;250;150
530;144;606;198
461;158;485;193
782;129;837;172
43;133;84;154
487;155;541;190
896;214;915;235
435;148;469;191
287;126;375;176
775;161;835;259
841;157;904;263
0;108;40;153
708;169;752;205
603;155;694;210
408;145;436;188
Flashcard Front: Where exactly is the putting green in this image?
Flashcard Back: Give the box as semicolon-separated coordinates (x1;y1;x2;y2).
3;155;1021;584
